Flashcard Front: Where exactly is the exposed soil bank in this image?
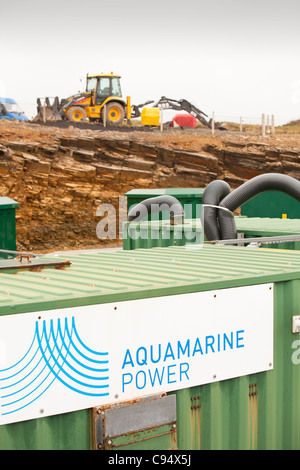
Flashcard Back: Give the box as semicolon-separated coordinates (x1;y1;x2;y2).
0;121;299;252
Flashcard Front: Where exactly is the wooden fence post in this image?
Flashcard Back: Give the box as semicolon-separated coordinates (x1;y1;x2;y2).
262;113;265;137
271;115;275;136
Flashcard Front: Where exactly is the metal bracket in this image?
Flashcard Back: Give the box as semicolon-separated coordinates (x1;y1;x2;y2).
292;316;300;333
209;234;300;247
0;256;71;272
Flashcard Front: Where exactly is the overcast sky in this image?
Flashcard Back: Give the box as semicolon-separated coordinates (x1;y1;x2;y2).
1;0;299;124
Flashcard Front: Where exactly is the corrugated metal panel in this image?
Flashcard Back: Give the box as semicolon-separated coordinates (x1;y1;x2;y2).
0;245;300;314
0;409;91;450
123;219;203;249
174;277;300;450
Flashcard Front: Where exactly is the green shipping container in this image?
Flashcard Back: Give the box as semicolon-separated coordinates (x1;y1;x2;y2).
0;197;19;259
0;245;300;450
235;216;300;250
125;188;205;220
241;190;300;219
123;219;203;250
122;218;203;250
123;216;300;251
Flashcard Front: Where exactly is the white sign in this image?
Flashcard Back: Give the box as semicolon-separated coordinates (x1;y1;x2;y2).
0;284;273;425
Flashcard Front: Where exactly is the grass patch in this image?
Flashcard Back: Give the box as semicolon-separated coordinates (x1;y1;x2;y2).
276;119;300;134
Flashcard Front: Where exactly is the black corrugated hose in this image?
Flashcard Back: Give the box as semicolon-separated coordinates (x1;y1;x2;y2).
128;195;185;222
201;173;300;241
200;180;231;241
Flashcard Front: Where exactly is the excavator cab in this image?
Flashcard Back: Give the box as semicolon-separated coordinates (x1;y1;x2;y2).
84;73;125;124
86;74;122;104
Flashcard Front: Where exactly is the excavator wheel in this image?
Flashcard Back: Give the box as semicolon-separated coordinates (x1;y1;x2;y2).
66;106;87;122
104;102;125;126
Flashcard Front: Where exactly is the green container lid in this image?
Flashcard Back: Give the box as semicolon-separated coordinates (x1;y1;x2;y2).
0;245;300;315
125;188;205;199
235;216;300;236
0;197;19;209
235;216;300;250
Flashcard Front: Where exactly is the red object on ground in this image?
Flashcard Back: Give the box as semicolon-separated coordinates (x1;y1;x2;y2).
172;113;197;128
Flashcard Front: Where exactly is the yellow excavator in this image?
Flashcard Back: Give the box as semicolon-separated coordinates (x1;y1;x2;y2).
34;72;132;125
34;72;227;130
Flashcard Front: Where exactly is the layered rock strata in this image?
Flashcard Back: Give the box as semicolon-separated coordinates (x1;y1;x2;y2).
0;128;299;252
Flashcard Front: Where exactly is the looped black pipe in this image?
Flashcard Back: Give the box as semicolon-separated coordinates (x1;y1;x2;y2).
202;173;300;241
200;180;231;241
128;195;185;222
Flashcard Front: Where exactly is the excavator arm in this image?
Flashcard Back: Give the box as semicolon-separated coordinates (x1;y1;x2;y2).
155;96;227;130
130;100;155;118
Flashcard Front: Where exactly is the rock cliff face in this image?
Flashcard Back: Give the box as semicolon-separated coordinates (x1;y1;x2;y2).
0;123;299;252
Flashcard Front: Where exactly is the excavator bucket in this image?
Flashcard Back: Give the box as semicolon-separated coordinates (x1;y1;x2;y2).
33;97;62;122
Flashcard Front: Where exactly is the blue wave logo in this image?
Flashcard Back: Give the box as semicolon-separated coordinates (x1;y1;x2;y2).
0;317;109;416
